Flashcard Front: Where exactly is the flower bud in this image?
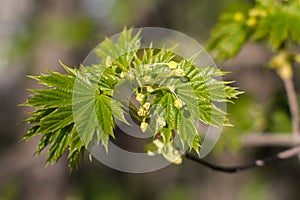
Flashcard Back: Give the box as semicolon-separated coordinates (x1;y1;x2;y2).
246;17;257;27
143;102;151;110
173;68;185;77
167;61;178;69
147;86;154;93
120;72;127;78
233;12;244;22
140;122;148;132
157;115;166;127
136;93;144;102
174;99;184;109
137;107;147;116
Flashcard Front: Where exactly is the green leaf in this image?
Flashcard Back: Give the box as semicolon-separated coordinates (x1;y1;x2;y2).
207;12;250;60
37;107;73;134
178;115;199;150
95;28;141;69
111;99;130;125
95;95;114;138
22;28;241;170
152;90;179;129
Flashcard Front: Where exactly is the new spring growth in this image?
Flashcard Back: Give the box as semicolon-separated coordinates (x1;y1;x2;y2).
137;107;147;117
173;68;185;77
147;86;154;93
136;93;145;102
143;102;151;110
140;122;148;132
138;102;151;116
167;61;185;76
270;51;293;80
120;72;127;78
106;56;112;67
247;8;267;27
167;61;178;69
174;99;184;109
233;12;244;22
249;8;267;18
157;115;166;127
246;17;257;27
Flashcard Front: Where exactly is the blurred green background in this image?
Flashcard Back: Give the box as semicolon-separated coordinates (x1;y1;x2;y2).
1;0;300;199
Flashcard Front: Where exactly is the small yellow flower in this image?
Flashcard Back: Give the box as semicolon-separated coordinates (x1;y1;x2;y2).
246;17;257;27
249;8;260;17
174;99;184;109
136;93;144;102
278;64;292;80
128;72;135;80
120;72;127;78
106;56;112;67
137;107;147;116
233;12;244;22
173;68;185;77
270;51;289;69
249;8;267;18
270;51;293;80
157;115;166;127
140;122;148;132
147;86;154;93
258;10;267;17
143;75;152;83
167;61;178;69
143;102;151;110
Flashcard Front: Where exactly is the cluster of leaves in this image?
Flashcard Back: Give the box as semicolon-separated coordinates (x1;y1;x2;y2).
207;0;300;60
23;29;241;170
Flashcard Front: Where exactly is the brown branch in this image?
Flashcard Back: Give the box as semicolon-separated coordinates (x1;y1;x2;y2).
283;78;299;136
184;145;300;173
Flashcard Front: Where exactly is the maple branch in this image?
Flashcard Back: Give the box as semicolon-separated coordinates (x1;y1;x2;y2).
283;78;299;137
184;145;300;173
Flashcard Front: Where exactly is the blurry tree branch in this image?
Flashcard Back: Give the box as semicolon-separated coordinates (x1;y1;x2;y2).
185;145;300;173
283;78;299;137
241;133;300;147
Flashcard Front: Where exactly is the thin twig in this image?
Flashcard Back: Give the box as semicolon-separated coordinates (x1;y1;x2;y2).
283;78;299;136
184;145;300;173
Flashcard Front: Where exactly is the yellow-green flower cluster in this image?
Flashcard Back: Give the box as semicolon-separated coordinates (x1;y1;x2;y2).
137;100;152;132
137;102;151;117
233;12;244;22
140;122;148;132
167;61;185;77
157;115;166;127
136;93;145;102
147;86;154;93
167;61;178;69
174;99;184;109
247;8;267;27
233;9;267;27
